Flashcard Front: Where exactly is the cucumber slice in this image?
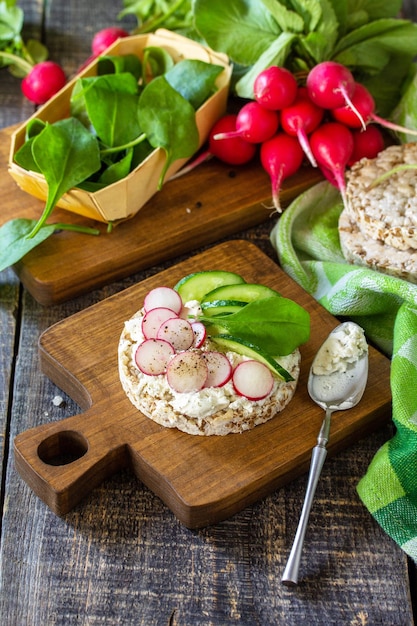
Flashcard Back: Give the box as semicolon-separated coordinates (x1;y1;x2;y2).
211;334;294;382
202;283;281;304
174;270;245;303
201;299;247;317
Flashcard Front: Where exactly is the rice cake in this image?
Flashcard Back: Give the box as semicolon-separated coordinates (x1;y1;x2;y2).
344;142;417;252
338;209;417;283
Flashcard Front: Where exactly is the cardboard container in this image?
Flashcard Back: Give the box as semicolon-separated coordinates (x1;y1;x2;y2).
8;30;231;223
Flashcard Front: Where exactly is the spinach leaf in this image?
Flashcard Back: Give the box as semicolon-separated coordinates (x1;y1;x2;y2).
14;118;48;171
142;45;175;81
0;219;56;272
0;218;100;271
27;118;101;238
201;297;310;355
97;53;142;79
98;149;134;185
138;75;199;188
78;73;142;147
165;59;224;109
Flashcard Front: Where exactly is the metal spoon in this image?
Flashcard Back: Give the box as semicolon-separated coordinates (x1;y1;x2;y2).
281;322;369;586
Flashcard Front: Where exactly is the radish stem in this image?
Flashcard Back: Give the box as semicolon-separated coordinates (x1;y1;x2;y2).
371;113;417;137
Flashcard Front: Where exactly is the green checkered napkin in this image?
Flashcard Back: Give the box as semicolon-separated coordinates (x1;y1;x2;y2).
270;180;417;562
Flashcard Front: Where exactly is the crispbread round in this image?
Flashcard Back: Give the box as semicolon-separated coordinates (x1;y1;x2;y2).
345;142;417;251
118;310;300;436
338;209;417;283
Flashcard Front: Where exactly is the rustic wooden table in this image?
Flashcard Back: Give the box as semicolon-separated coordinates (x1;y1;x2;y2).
1;1;416;624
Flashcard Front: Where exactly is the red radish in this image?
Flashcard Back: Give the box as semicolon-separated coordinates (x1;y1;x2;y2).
202;351;233;388
191;321;207;348
135;339;175;376
348;125;385;166
21;61;66;105
213;101;279;144
331;82;374;129
156;317;195;351
141;307;178;339
208;114;257;164
306;61;356;111
232;360;274;400
91;27;130;56
143;286;183;315
310;122;354;208
169;114;257;178
253;66;298;110
166;351;208;393
333;82;417;137
280;87;324;167
260;132;304;212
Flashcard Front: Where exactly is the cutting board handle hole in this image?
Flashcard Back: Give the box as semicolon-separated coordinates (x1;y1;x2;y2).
37;430;88;466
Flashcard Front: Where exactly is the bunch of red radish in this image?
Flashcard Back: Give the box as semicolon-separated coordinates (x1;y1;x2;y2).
209;60;416;212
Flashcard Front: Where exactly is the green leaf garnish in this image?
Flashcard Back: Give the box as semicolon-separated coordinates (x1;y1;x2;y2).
201;296;310;356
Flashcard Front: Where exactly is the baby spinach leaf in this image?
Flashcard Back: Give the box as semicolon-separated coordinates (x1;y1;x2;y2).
97;53;142;79
201;296;310;355
138;75;199;188
0;218;101;271
14;118;46;172
98;149;134;185
14;138;41;172
78;73;141;147
131;138;155;168
0;219;56;272
27;118;101;238
165;59;224;109
142;46;174;81
25;118;47;139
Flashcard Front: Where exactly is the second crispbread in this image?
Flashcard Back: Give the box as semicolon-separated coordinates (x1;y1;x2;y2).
339;142;417;281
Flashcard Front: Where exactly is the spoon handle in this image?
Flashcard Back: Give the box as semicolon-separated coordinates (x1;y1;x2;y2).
281;441;328;586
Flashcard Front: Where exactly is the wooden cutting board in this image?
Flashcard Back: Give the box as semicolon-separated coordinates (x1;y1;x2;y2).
14;241;392;528
1;125;322;305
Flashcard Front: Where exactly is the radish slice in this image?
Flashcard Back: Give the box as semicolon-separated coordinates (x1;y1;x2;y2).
191;321;207;348
202;351;233;388
156;317;195;351
141;307;178;339
166;351;208;393
135;339;175;375
232;360;274;400
143;286;183;314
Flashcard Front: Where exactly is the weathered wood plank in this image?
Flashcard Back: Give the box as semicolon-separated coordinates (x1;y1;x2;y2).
0;270;19;479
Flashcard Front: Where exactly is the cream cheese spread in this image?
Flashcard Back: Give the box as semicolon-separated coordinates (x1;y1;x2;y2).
312;321;368;376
